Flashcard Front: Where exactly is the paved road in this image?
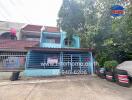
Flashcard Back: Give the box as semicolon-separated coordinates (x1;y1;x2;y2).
0;75;132;100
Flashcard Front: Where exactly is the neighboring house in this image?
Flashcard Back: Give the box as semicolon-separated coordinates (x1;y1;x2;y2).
0;21;24;39
0;22;60;42
20;24;42;41
0;39;38;71
20;24;60;41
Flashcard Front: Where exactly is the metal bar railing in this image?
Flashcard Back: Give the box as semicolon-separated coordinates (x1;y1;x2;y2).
0;52;26;71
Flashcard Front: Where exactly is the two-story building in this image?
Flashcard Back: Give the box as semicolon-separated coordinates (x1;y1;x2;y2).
24;26;94;76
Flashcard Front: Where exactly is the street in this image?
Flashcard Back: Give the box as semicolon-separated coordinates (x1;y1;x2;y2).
0;75;132;100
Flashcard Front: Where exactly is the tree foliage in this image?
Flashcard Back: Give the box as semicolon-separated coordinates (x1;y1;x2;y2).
58;0;132;66
58;0;85;35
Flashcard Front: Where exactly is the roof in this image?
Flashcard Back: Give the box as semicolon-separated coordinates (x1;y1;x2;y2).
0;39;39;52
25;47;93;52
44;26;60;33
21;24;60;33
22;24;43;32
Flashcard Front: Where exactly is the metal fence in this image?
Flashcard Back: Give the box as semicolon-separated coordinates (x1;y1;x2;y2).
0;51;26;71
26;51;91;75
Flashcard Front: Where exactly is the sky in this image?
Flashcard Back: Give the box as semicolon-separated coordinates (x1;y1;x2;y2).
0;0;63;26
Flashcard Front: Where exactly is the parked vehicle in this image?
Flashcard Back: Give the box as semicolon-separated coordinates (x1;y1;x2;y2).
114;69;130;87
116;61;132;78
115;61;132;87
95;66;106;79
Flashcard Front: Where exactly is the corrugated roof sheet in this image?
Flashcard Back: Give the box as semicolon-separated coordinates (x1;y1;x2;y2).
22;24;42;32
22;24;60;33
0;39;38;51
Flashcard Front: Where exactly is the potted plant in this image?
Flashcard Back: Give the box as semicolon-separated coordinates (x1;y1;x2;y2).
104;60;118;82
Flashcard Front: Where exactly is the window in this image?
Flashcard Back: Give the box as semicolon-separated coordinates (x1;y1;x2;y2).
43;34;60;43
64;38;72;46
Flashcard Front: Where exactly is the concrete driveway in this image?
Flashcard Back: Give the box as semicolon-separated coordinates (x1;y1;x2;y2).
0;75;132;100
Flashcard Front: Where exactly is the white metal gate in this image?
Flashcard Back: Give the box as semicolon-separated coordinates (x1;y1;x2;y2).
62;53;90;75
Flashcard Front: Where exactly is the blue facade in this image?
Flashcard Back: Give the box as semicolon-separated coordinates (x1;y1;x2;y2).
24;30;94;76
40;31;80;48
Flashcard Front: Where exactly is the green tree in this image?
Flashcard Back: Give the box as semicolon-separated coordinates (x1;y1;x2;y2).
58;0;85;46
58;0;85;35
58;0;132;66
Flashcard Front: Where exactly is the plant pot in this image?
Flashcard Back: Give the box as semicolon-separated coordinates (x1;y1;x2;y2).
10;72;20;81
115;69;130;87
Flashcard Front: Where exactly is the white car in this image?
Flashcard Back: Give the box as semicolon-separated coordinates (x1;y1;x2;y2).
116;61;132;77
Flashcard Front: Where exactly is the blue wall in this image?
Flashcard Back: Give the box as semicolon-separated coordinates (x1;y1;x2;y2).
24;69;60;76
40;31;80;48
24;51;94;76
